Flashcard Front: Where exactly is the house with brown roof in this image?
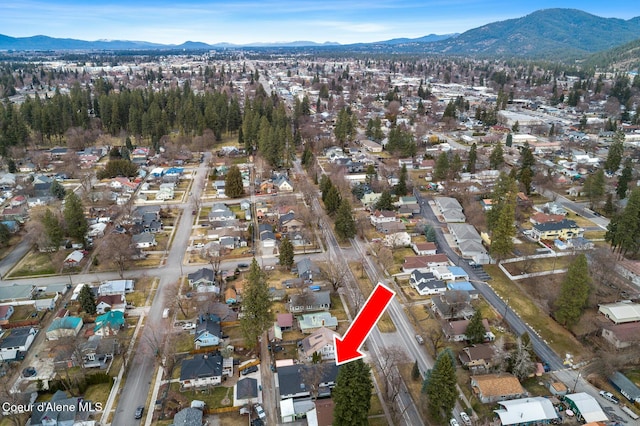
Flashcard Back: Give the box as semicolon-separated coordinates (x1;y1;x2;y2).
299;327;336;362
412;241;437;256
96;294;126;314
370;210;397;225
470;373;526;403
529;212;565;225
459;343;497;373
601;322;640;349
277;313;294;331
402;254;450;273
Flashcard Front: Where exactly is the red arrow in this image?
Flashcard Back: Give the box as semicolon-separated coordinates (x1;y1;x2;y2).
334;282;395;365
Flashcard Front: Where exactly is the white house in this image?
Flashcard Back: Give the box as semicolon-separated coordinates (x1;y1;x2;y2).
370;210;397;225
299;327;336;361
0;327;37;360
98;280;135;296
132;233;157;249
598;301;640;324
180;354;224;389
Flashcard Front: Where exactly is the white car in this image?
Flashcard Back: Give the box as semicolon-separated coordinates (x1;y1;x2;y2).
182;322;196;330
254;404;266;419
450;419;459;426
460;412;472;425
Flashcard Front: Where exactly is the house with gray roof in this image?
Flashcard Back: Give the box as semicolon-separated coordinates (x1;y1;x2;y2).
194;314;222;349
434;197;466;223
288;291;331;313
610;371;640;403
0;326;37;360
171;407;204;426
29;390;95;426
296;258;321;281
180;353;224;389
188;268;215;287
277;364;339;400
208;203;235;222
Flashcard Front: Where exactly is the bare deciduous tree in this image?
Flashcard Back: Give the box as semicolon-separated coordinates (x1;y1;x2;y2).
319;254;350;292
99;233;138;278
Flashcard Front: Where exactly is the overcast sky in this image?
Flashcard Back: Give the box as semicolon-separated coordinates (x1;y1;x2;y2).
1;1;637;45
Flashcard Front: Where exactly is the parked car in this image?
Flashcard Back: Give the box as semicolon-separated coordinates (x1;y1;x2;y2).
238;263;249;269
450;419;459;426
241;365;258;375
460;411;472;425
135;406;144;419
415;334;424;345
254;404;266;420
182;322;196;330
599;390;619;404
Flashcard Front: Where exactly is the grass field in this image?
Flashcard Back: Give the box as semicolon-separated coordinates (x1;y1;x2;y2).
484;265;586;360
502;255;576;275
9;249;58;277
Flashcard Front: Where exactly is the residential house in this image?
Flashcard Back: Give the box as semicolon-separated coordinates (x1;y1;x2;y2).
96;294;126;314
431;266;469;282
361;192;382;207
194;314;223;349
288;291;331;313
443;318;494;342
531;219;583;241
63;250;85;267
132;233;157;249
274;175;294;192
402;254;450;273
296;258;321;282
29;390;95;426
601;322;640;349
360;139;383;153
459;343;497;373
376;221;407;234
188;268;215;288
299;327;337;361
80;335;116;368
209;203;235;222
598;301;640;324
448;223;490;265
0;327;37;360
276;313;294;331
410;270;440;293
87;222;107;237
98;280;134;296
447;281;479;299
530;212;565;225
172;407;204;426
431;291;474;320
298;312;339;334
46;317;83;340
494;397;559;425
180;353;224;389
0;305;14;325
279;213;303;233
278;363;339;400
370;210;397;225
94;311;125;336
412;242;437;256
470;373;526;404
434;197;466;223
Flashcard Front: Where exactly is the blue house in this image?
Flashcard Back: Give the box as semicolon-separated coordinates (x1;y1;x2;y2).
94;311;125;336
194;314;223;349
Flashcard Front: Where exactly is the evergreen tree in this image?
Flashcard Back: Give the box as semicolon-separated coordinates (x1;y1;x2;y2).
374;190;394;211
63;192;87;244
334;200;357;240
365;164;377;185
554;254;591;327
0;223;10;247
224;165;244;198
240;259;273;348
279;237;294;270
488;172;517;261
505;133;513;147
433;152;449;181
395;164;408;195
78;284;96;315
7;159;16;173
333;359;372;426
617;159;633;199
425;225;437;242
606;187;640;255
489;142;504;169
466;143;477;173
412;360;421;381
324;186;341;215
422;350;457;422
582;169;605;209
603;193;615;216
42;209;64;249
450;153;463;180
465;310;486;344
604;131;625;173
49;179;66;199
319;175;332;201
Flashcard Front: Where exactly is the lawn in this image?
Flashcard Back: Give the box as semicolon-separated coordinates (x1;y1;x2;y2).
8;249;58;277
502;255;576;275
174;332;194;353
169;382;233;409
126;277;157;307
330;294;348;320
369;392;385;416
83;382;113;407
520;376;552;397
10;304;38;321
132;253;163;268
564;212;598;228
483;265;586;361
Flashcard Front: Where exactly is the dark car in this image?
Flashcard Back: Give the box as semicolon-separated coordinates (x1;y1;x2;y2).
238;263;249;269
241;365;258;375
135;406;144;419
22;367;36;377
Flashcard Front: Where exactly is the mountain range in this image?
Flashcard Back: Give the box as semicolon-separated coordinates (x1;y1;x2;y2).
1;9;640;60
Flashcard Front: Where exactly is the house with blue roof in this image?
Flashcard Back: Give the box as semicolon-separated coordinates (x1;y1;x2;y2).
447;281;479;299
194;314;223;349
94;311;125;336
46;316;83;341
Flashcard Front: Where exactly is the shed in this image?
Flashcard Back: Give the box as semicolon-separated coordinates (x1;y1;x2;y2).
563;393;609;423
609;371;640;403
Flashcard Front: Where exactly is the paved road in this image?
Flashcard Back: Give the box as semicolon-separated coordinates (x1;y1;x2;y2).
111;153;210;425
539;188;610;229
